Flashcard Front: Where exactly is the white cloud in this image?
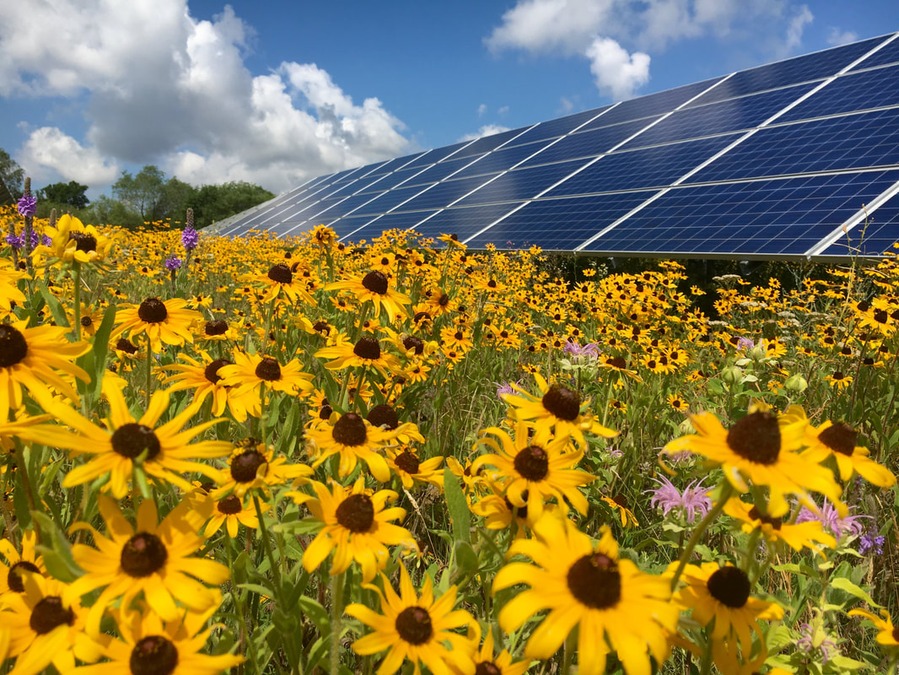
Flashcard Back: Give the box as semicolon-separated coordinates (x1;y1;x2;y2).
486;0;615;54
585;38;650;101
459;125;512;142
783;5;814;54
827;27;858;47
477;103;488;117
0;1;412;193
20;127;119;185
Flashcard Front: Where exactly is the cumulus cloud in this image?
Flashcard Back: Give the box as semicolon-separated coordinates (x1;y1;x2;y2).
585;37;650;101
827;27;858;47
20;127;120;185
459;125;512;142
487;0;818;99
0;1;412;193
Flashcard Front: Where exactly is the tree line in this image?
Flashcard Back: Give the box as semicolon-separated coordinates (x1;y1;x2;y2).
0;148;274;230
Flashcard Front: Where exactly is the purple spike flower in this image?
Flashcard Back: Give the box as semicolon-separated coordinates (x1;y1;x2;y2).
164;256;183;271
16;194;37;218
181;225;199;252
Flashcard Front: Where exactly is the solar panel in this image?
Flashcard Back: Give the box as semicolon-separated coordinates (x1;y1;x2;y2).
216;32;899;260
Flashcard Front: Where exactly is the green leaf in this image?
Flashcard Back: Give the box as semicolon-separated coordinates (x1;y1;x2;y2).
76;303;117;405
32;511;83;582
452;541;479;580
443;467;471;544
36;281;69;328
829;577;879;607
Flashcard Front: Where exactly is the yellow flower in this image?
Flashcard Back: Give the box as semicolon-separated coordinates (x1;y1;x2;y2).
32;213;112;267
723;498;836;555
113;297;202;350
849;607;899;648
325;270;411;323
0;530;45;597
306;412;398;482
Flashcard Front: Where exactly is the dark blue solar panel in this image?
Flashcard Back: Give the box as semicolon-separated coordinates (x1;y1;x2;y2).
850;35;899;72
451;141;552;177
357;168;425;194
546;134;737;197
330;167;363;185
220;189;313;235
450;128;526;158
779;65;899;123
687;36;888;108
624;83;814;149
580;78;723;130
506;108;608;147
312;192;385;221
819;188;899;257
345;210;438;242
401;142;469;169
329;215;375;239
465;192;653;249
517;118;659;168
401;156;483;187
352;184;427;215
454;159;588;206
583;170;899;255
366;153;425;176
411;203;527;241
687;108;899;184
394;174;503;211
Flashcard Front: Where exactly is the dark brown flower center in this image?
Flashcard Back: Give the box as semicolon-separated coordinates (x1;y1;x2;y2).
332;413;367;446
403;335;424;354
117;337;139;354
566;553;621;609
0;324;28;368
80;316;93;327
394;451;421;475
726;411;781;465
137;298;168;323
217;494;243;515
111;423;161;461
748;506;782;530
475;662;502;675
231;449;268;483
205;319;228;336
29;595;75;634
120;533;168;577
707;566;751;608
504;490;530;519
255;356;281;381
268;263;293;284
70;231;97;252
335;493;375;532
8;560;41;592
395;606;433;645
204;358;232;385
130;635;179;675
362;270;389;295
353;336;381;360
513;445;549;481
367;404;399;430
542;384;581;421
818;422;858;456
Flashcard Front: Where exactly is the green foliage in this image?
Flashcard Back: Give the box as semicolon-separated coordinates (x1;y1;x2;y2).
0;147;24;202
37;180;90;212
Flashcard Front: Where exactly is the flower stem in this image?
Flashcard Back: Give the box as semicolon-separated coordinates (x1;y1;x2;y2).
73;261;82;342
145;334;153;409
560;628;577;674
13;441;42;541
670;481;734;590
330;571;345;675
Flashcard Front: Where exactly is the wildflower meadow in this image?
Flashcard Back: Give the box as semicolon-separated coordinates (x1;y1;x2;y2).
0;191;898;675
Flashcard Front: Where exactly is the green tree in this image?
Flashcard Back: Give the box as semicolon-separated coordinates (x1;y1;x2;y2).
192;181;275;227
0;148;25;203
38;181;90;209
112;165;168;223
87;194;142;229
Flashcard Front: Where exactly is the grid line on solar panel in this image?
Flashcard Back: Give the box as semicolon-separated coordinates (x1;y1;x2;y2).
308;191;387;221
778;65;899;123
849;33;899;72
448;127;531;159
399;155;485;187
451;159;589;207
621;82;815;150
409;202;528;241
447;140;553;177
504;107;611;148
685;35;889;108
217;189;308;235
579;170;899;256
326;215;376;238
400;141;471;170
463;192;654;250
387;174;505;212
221;187;331;236
515;117;661;167
351;184;434;215
807;180;899;256
341;210;439;242
579;77;725;131
543;134;740;197
686;108;899;184
364;153;425;176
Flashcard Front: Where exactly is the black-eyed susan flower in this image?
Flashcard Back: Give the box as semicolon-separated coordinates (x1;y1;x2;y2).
493;515;677;675
672;562;783;653
218;351;314;403
315;334;401;377
23;383;231;498
471;420;594;522
191;488;268;539
723;498;836;555
470;629;531;675
0;319;89;419
210;438;313;500
1;570;98;674
345;563;477;675
0;530;45;598
113;297;202;350
848;607;899;649
788;406;896;489
288;477;416;582
32;213;112;268
387;447;444;490
255;261;315;305
600;493;640;528
68;496;229;633
74;596;244;674
306;412;397;483
501;373;616;451
0;260;25;321
163;350;253;422
325;270;411;323
663;405;845;517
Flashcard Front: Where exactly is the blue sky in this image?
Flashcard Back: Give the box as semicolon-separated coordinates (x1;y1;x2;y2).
0;1;895;198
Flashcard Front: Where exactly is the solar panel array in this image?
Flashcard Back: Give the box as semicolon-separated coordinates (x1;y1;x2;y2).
216;33;899;260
